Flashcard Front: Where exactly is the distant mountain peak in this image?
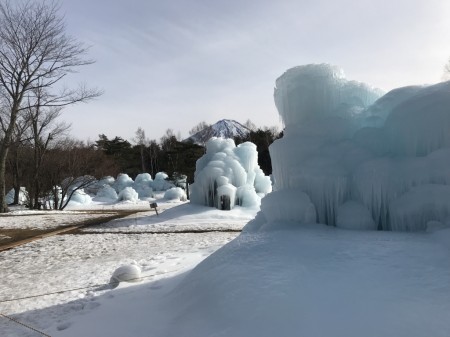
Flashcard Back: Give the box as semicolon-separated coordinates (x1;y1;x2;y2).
184;119;250;145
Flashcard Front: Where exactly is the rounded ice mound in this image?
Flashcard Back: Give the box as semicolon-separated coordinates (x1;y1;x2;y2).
68;189;92;205
111;263;141;283
117;187;139;202
134;173;153;184
151;172;174;191
164;187;187;201
113;173;134;192
96;185;118;200
260;189;316;226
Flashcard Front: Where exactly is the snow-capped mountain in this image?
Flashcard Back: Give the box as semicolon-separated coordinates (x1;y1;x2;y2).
184;119;251;145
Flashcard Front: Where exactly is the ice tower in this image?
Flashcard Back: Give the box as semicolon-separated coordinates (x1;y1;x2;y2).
245;63;450;232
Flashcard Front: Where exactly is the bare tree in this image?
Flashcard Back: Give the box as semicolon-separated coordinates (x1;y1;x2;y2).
189;121;210;136
0;1;101;212
244;119;257;131
443;58;450;81
133;127;147;173
24;88;70;209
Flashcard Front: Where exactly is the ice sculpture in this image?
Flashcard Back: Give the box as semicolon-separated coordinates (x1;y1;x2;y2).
246;63;450;232
190;137;272;210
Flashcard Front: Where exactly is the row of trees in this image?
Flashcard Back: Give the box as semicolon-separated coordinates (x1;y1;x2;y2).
0;1;101;212
94;124;281;187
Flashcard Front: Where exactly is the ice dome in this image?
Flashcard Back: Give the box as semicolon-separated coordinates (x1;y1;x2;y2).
247;63;450;232
96;185;118;201
190;137;272;210
151;172;174;191
112;173;134;193
164;187;187;201
117;187;139;202
134;173;152;184
68;189;92;205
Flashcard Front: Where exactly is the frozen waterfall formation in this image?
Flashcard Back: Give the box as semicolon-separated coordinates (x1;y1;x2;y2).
249;64;450;232
190;138;272;210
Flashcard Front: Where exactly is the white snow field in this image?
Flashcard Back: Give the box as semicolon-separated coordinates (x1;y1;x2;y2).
2;63;450;337
0;200;253;336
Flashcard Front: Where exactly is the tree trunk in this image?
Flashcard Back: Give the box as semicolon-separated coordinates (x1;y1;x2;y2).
140;146;146;173
0;147;10;212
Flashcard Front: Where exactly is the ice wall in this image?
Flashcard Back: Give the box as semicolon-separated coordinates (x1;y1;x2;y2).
250;63;450;232
190;137;272;209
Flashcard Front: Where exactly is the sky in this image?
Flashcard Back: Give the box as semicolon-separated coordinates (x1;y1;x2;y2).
57;0;450;143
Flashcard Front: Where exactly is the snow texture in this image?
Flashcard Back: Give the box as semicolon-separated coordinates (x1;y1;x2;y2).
190;137;271;210
266;63;450;231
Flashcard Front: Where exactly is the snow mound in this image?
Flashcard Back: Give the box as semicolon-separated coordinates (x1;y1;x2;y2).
96;185;118;200
151;172;174;191
113;173;134;192
134;173;153;184
110;263;141;283
164;187;187;201
117;187;139;202
68;189;92;205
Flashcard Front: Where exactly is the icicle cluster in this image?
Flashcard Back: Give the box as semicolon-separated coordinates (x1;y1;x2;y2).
190;137;272;210
249;63;450;232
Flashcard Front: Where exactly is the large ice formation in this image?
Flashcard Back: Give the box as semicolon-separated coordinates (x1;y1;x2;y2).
190;137;272;209
247;63;450;232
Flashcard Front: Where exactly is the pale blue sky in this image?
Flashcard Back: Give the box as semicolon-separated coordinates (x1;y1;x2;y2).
58;0;450;142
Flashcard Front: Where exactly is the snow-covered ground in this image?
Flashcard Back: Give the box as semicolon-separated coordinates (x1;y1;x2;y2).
2;204;450;337
0;200;255;337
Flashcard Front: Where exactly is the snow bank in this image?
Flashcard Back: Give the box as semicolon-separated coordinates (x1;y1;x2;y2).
190;137;272;210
